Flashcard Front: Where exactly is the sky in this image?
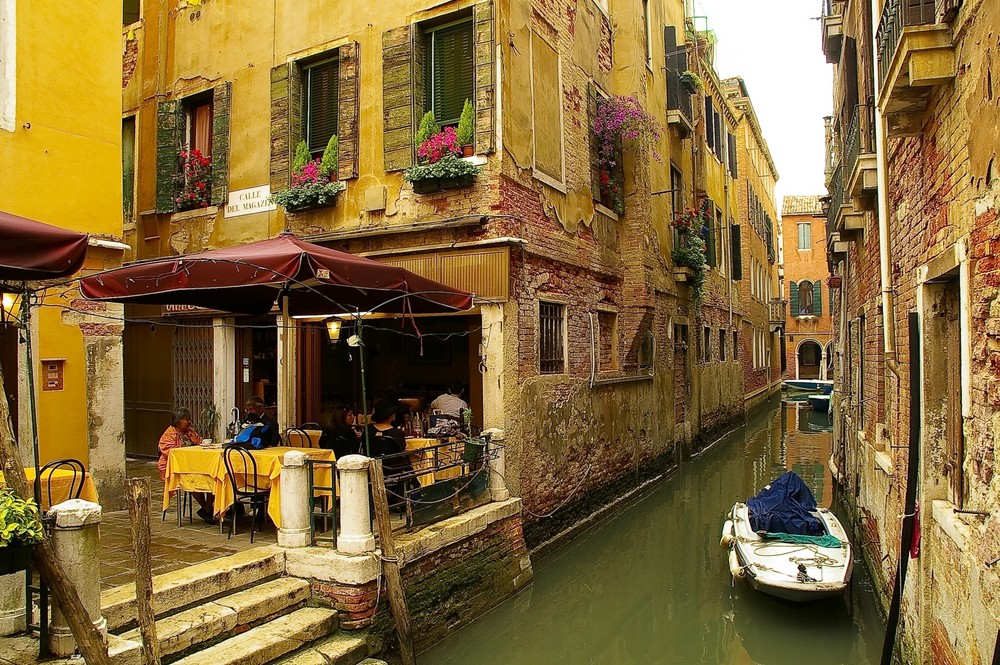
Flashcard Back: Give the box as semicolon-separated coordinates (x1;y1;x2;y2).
692;0;833;210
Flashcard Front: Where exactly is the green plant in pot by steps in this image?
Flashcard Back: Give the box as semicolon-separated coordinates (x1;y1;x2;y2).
0;488;45;575
456;99;475;157
271;137;346;212
201;403;223;440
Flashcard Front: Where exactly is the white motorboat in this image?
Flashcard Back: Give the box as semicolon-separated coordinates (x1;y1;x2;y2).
721;502;853;603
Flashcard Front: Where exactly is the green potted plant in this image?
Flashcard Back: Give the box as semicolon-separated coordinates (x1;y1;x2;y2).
404;126;482;193
0;488;45;575
201;403;222;440
456;99;475;157
670;208;709;305
271;138;346;212
680;70;704;94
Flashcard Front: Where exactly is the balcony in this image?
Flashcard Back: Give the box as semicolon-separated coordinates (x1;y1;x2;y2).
844;103;877;208
876;0;955;137
666;69;694;138
769;298;787;331
821;0;844;64
827;163;865;238
828;231;850;257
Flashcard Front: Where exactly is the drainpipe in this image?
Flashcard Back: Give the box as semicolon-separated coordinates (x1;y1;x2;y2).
588;312;596;388
872;0;900;378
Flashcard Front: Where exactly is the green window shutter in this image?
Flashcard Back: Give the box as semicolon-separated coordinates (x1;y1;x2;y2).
814;280;823;317
588;81;600;202
474;0;495;155
210;81;231;206
305;58;339;155
383;25;415;172
155;99;182;213
427;20;475;126
338;41;360;180
270;63;303;191
790;281;799;316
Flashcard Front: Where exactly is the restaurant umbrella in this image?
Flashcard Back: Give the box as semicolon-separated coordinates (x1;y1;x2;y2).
79;232;475;454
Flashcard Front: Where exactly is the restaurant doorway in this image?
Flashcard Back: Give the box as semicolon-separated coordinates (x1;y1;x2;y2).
234;319;278;421
298;314;483;431
123;305;175;457
1;324;18;435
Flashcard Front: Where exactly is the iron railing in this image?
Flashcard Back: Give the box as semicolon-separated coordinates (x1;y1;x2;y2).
822;0;841;18
666;69;693;125
827;162;844;230
877;0;937;89
845;102;875;184
306;458;338;547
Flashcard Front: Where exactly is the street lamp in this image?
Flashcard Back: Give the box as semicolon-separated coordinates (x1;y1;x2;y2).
325;319;342;342
1;292;17;325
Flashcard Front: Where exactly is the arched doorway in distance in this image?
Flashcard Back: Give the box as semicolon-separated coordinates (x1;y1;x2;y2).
796;339;823;379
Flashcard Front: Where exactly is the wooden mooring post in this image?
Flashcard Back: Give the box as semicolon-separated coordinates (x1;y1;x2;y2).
0;364;111;665
126;478;161;665
368;458;416;665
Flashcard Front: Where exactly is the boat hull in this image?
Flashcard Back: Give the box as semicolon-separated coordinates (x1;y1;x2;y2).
806;395;831;412
783;380;833;394
723;502;853;604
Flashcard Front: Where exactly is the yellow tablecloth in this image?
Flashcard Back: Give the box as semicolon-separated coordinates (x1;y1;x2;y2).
405;438;463;488
284;429;323;449
0;467;100;510
162;446;336;528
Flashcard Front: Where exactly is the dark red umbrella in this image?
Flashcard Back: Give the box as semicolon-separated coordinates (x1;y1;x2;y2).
79;232;473;315
0;210;89;282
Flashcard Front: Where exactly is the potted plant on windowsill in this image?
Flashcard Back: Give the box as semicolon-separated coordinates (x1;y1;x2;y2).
404;112;482;194
670;207;709;305
680;70;704;94
0;488;45;576
271;136;346;213
456;99;475;158
173;147;212;212
592;95;663;215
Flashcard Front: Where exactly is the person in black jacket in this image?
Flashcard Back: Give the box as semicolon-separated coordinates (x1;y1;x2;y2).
241;396;280;448
318;405;360;458
364;398;418;507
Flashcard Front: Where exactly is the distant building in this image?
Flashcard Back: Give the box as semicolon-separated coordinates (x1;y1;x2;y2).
780;195;832;380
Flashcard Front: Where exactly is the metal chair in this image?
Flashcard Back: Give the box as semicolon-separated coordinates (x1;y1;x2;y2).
284;427;317;448
37;458;85;507
222;445;271;543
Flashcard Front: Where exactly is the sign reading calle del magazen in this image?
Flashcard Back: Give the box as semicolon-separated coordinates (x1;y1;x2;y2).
224;185;277;218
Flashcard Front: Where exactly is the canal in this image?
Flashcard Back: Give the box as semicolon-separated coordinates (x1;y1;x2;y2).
423;397;886;664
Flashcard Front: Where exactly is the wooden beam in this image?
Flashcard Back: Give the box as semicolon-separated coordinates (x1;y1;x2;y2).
127;478;161;665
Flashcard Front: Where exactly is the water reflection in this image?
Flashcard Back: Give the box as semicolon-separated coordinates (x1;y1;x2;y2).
422;399;883;665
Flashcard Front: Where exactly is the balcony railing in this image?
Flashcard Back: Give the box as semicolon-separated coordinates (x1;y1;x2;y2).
845;102;875;186
877;0;937;89
827;162;844;230
666;69;694;127
769;298;787;327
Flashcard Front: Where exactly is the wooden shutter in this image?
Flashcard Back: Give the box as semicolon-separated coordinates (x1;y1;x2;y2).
383;25;415;171
702;199;715;267
813;280;823;317
305;59;339;155
704;96;714;151
338;41;360;180
210;81;231;206
429;21;475;126
730;224;742;280
727;131;737;177
588;81;600;202
474;0;496;155
155;99;182;213
790;281;799;316
270;63;303;190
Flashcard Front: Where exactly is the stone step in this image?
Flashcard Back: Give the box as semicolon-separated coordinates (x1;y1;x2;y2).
102;546;284;631
170;606;338;665
118;577;311;659
272;632;370;665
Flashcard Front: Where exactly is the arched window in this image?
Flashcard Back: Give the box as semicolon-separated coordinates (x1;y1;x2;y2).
798;281;814;315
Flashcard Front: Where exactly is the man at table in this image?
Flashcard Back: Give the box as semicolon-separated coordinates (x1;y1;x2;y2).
241;396;280;448
430;382;468;419
158;407;215;524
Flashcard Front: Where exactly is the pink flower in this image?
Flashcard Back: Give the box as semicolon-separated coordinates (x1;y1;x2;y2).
417;127;462;164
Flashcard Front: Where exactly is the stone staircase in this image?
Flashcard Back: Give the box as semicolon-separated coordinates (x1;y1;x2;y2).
101;546;380;665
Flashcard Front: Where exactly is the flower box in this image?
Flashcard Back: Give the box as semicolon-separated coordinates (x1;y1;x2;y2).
673;266;695;282
440;176;475;190
405;155;481;194
0;544;32;576
412;178;442;194
272;180;346;213
827;275;843;289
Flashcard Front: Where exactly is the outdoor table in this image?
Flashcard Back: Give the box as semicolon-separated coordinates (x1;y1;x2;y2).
405;437;464;488
162;445;336;528
0;467;100;510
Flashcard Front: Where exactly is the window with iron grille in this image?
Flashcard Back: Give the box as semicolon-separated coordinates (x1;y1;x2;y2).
304;57;339;157
539;301;566;374
425;19;475;127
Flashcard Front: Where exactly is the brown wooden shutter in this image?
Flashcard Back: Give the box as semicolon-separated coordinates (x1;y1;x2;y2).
270;63;303;191
338;41;360;180
588;81;600;203
155;99;182;213
210;81;232;206
383;25;415;172
474;0;495;155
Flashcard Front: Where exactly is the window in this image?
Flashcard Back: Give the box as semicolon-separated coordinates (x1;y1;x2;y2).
733;331;738;360
705;96;715;152
642;0;652;67
719;329;726;361
639;329;655;369
123;0;139;24
670;164;683;247
703;326;711;362
304;57;339;157
598;311;618;372
539;301;566;374
716;207;725;276
797;222;812;250
122;117;136;223
531;31;564;183
185;93;213;158
798;280;815;315
426;19;475;127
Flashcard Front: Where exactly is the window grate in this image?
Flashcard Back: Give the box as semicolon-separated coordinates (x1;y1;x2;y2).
539;302;565;374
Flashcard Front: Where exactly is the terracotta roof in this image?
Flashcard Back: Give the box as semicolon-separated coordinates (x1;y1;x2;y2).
781;195;824;216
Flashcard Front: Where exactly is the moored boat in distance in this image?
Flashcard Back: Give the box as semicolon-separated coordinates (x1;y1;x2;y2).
806;394;831;412
782;379;833;394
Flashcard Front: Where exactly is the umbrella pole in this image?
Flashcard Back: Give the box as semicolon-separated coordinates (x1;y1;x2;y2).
20;292;42;506
357;316;370;457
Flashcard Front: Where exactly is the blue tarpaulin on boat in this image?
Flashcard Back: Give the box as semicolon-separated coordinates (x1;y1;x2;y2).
746;471;824;536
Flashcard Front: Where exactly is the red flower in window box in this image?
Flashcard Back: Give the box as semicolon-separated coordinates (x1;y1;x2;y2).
173;146;212;212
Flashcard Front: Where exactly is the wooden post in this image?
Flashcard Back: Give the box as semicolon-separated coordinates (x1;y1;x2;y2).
126;478;161;665
368;459;416;665
0;363;111;665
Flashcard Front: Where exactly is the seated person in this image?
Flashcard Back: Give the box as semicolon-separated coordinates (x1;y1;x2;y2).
318;405;361;458
158;406;215;524
364;398;418;506
240;396;280;448
430;382;468;419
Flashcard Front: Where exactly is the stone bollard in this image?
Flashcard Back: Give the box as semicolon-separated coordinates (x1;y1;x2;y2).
483;428;510;501
278;450;311;548
336;455;375;554
47;499;106;657
0;572;26;636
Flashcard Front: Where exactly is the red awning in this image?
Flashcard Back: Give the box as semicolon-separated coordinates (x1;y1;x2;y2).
0;211;89;282
80;233;474;316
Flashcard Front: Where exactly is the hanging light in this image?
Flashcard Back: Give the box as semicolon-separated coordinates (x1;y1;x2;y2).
1;293;16;326
326;319;342;341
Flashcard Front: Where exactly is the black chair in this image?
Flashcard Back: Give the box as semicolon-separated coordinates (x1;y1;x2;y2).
284;427;317;449
37;458;86;508
222;445;271;543
298;421;322;430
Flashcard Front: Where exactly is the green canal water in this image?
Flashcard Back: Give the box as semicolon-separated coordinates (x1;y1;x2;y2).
423;398;885;664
